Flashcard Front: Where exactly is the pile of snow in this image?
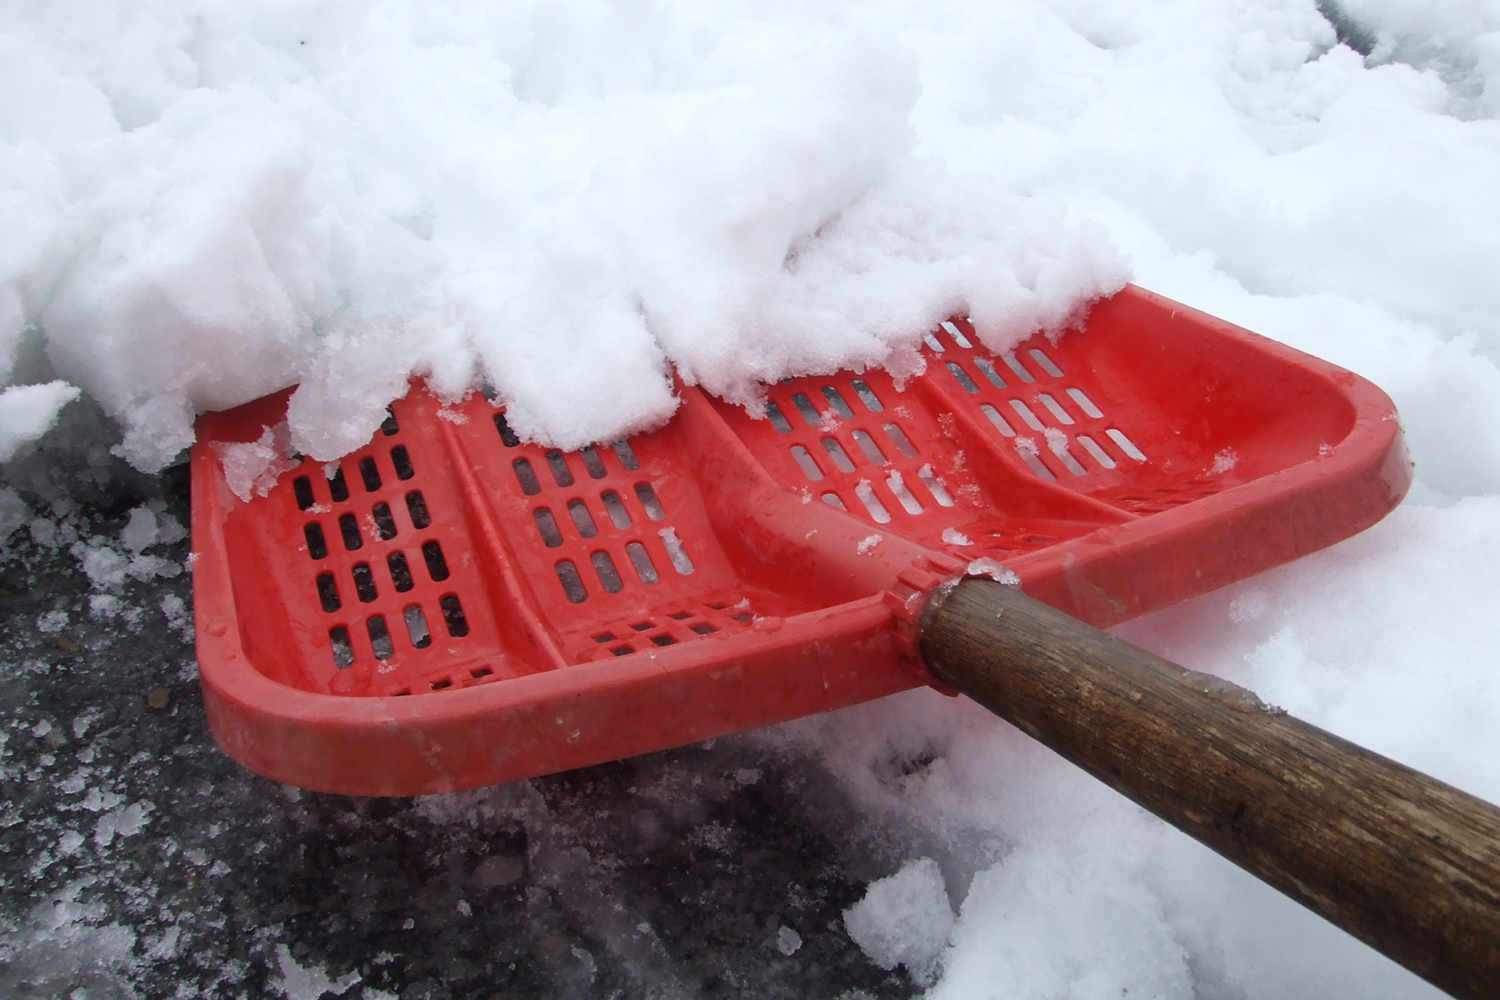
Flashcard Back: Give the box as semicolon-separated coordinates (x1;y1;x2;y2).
0;0;1125;470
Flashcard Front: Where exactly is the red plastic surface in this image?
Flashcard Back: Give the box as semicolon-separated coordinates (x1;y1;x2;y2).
191;286;1411;795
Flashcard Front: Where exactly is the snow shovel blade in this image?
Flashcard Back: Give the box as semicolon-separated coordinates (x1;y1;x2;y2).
190;284;1409;797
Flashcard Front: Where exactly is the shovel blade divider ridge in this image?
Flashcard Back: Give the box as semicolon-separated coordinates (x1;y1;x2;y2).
191;285;1409;796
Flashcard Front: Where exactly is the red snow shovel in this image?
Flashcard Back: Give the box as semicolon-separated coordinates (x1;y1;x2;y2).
191;285;1500;998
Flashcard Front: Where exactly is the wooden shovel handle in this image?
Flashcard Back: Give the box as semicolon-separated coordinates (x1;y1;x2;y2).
919;577;1500;1000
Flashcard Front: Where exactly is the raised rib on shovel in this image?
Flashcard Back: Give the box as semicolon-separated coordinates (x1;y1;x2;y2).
192;285;1500;998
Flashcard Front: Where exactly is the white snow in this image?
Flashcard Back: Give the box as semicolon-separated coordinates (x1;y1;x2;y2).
93;800;153;848
965;558;1021;587
271;944;360;1000
844;857;956;985
213;425;299;502
0;381;80;461
0;0;1125;471
7;1;1500;997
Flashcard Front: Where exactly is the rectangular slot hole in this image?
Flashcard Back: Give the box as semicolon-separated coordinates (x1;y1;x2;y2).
405;490;431;529
790;445;824;481
381;408;399;436
851;380;883;412
691;623;717;635
634;483;667;520
602;490;632;529
821;386;854;418
883;423;918;458
766;402;793;433
404;605;432;649
512;459;541;496
431;678;452;691
669;611;692;620
821;438;856;473
651;634;677;647
338;513;363;551
372;503;398;540
367;616;394;660
980;403;1016;437
886;472;923;515
946;362;979;393
439;594;470;636
854;481;892;524
316;572;341;613
1009;399;1046;431
327;468;349;503
611;646;633;657
545;450;574;487
974;358;1007;388
917;466;955;507
1078;435;1117;469
923;332;945;352
390;446;415;480
580;446;607;479
941;321;973;348
1038;394;1074;426
1067;387;1104;419
556;561;588;603
358;456;383;492
1106;428;1148;462
1017;444;1057;481
631;621;654;631
590;551;625;593
305;523;329;560
387;551;415;592
470;666;493;679
790;393;822;427
352;563;378;603
594;633;616;643
1029;349;1064;378
329;626;355;669
660;529;694;575
851;429;887;465
533;508;564;547
1004;354;1036;384
1052;442;1087;476
625;541;659;584
822;492;847;510
494;413;520;446
568;499;599;538
613;441;640;471
293;476;315;510
421;540;450;581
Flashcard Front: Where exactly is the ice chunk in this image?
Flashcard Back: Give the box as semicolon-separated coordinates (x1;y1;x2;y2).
120;507;158;553
844;857;954;984
213;425;299;503
0;382;80;460
271;944;361;1000
966;558;1020;586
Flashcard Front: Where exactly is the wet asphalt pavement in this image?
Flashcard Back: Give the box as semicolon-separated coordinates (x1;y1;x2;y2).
0;444;919;1000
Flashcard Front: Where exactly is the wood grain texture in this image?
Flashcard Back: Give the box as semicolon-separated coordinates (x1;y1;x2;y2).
919;577;1500;1000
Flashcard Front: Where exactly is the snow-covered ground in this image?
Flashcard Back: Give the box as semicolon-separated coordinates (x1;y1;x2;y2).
5;0;1500;997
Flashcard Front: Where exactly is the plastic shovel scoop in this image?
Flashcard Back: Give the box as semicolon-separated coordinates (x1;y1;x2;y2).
191;285;1500;998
